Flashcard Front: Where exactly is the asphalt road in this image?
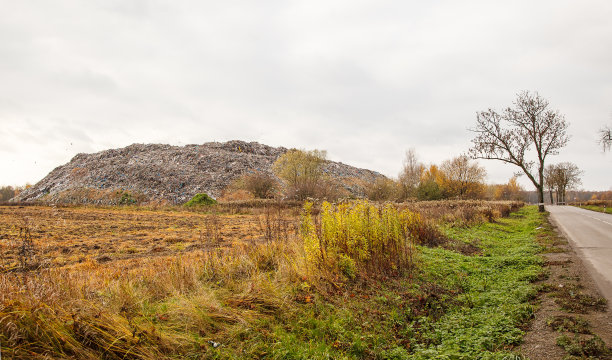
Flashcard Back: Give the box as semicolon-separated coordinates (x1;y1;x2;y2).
548;205;612;301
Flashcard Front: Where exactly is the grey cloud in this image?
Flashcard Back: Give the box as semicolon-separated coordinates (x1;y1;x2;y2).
1;1;611;189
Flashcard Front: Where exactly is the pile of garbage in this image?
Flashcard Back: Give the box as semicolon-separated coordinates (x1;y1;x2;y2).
14;140;384;205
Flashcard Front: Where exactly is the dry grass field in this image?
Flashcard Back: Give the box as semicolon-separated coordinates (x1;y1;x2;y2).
0;205;283;271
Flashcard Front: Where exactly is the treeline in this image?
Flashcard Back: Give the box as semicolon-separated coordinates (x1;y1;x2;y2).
376;149;525;202
0;185;29;202
524;190;612;204
220;149;527;202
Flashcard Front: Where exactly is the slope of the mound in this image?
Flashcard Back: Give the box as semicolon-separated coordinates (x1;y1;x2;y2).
14;140;384;204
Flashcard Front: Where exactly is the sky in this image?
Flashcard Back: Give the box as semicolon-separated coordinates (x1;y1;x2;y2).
1;0;611;191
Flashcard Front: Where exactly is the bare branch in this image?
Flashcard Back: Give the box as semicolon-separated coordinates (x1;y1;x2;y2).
600;126;612;152
469;91;569;211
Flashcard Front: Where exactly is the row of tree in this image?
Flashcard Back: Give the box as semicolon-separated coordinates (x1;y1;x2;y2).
0;185;29;202
396;152;487;201
544;163;582;204
225;148;533;202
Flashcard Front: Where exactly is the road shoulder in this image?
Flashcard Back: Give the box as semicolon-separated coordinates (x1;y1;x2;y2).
520;212;612;359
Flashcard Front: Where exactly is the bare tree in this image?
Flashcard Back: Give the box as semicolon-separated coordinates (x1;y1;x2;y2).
544;164;556;204
469;91;570;212
398;148;424;199
600;126;611;152
545;163;582;204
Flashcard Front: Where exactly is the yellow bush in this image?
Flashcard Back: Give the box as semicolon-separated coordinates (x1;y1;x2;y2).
301;200;420;278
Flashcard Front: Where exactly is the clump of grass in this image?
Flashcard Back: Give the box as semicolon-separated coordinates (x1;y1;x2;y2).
117;191;137;205
0;237;305;359
548;315;591;334
557;334;611;358
550;284;607;313
184;193;217;207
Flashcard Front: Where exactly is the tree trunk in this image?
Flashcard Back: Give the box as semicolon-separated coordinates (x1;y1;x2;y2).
549;190;554;204
537;186;545;212
561;188;566;204
538;165;545;212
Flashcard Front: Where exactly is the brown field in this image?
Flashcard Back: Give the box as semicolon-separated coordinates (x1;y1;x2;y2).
0;205;292;271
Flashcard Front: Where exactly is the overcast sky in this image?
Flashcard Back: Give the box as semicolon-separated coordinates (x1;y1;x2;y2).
1;0;611;190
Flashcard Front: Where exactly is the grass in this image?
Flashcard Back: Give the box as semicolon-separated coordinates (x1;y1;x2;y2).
408;207;543;358
548;315;591;334
0;201;543;359
575;205;612;214
548;284;607;314
556;334;611;359
185;193;218;207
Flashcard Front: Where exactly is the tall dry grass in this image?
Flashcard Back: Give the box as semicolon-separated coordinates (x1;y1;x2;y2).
0;238;306;359
403;200;523;226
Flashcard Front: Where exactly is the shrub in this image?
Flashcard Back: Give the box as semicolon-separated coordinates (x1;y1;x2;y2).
416;180;443;200
0;186;15;202
273;149;326;200
365;178;400;201
117;191;137;205
184;193;217;207
242;172;279;198
301;200;421;279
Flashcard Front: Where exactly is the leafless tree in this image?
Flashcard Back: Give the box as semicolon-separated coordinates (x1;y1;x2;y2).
544;164;556;204
398;148;424;199
544;163;582;204
469;91;570;212
600;126;611;152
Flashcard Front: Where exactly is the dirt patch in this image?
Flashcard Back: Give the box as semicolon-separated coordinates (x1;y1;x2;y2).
520;215;612;359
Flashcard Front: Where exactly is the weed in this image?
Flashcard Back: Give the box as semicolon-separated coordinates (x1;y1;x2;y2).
548;315;591;334
550;284;607;313
0;202;541;359
557;334;611;358
301;200;419;279
203;211;222;243
117;191;137;205
17;218;37;271
257;201;296;243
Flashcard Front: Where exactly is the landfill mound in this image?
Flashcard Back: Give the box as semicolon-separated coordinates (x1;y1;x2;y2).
14;140;384;205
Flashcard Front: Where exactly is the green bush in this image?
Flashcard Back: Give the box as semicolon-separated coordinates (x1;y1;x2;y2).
118;191;137;205
184;193;217;207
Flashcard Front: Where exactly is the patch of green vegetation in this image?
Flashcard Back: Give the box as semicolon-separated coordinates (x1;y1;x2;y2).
534;212;567;252
117;191;137;205
557;334;611;359
184;193;217;207
548;315;591;334
549;284;607;313
408;208;543;358
576;205;612;214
